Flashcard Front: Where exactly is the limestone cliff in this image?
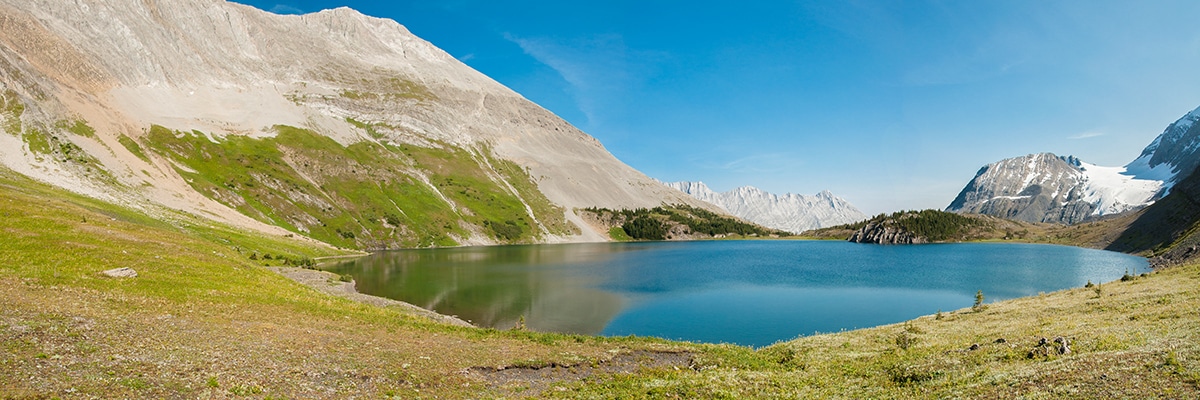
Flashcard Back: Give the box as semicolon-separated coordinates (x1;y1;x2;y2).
665;181;867;233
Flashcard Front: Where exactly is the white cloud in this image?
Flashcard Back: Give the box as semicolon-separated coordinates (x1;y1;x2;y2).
1068;131;1105;139
269;4;304;15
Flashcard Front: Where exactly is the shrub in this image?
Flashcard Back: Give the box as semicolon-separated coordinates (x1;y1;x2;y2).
895;331;919;350
622;216;667;241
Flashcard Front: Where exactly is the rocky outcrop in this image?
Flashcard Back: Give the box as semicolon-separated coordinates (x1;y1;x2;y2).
848;222;927;244
665;181;867;233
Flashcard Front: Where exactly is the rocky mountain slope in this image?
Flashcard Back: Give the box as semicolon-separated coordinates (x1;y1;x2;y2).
665;181;867;233
946;153;1163;224
1124;105;1200;190
946;106;1200;224
0;0;712;248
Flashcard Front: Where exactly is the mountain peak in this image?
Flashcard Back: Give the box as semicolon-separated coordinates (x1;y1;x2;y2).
948;149;1166;224
666;182;867;232
1126;105;1200;187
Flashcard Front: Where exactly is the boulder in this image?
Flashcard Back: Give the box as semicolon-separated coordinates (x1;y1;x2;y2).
102;267;137;278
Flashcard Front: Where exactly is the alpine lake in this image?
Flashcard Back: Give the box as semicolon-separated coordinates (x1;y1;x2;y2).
324;240;1149;347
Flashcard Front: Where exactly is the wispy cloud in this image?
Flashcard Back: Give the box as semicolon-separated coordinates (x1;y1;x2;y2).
1068;131;1105;139
503;33;662;129
698;153;802;174
269;4;304;15
457;53;476;62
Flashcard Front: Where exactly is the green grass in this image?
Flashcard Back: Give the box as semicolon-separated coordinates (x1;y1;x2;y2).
117;134;150;162
57;120;96;139
1;89;24;135
21;128;51;156
608;226;633;241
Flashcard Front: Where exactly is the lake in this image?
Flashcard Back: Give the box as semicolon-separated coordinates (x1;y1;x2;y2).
324;240;1149;347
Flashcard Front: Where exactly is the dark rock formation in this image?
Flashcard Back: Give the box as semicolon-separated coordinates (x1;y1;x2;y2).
848;222;928;244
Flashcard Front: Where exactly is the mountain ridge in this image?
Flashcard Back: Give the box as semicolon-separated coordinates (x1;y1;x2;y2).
665;181;867;233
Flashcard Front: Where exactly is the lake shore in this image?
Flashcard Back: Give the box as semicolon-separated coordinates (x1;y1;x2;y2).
271;267;474;327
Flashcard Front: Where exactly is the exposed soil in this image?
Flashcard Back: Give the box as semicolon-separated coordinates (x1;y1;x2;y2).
468;350;695;396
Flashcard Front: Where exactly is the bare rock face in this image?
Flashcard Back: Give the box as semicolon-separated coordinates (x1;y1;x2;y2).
665;181;867;233
0;0;714;246
848;222;927;245
1127;105;1200;189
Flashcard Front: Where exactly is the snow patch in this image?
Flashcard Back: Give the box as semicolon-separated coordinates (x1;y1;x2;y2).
1079;162;1164;216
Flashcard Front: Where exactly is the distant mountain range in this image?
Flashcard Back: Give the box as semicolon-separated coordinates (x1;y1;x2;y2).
947;106;1200;224
664;181;867;233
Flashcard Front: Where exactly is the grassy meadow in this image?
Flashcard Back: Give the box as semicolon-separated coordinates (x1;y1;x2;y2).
1;168;1198;398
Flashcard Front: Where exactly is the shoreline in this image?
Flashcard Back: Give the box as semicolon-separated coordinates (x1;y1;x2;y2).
270;267;474;328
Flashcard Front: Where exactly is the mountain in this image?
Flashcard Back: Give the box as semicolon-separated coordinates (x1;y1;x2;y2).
0;0;711;248
665;181;867;233
1125;105;1200;191
946;106;1200;224
946;153;1163;224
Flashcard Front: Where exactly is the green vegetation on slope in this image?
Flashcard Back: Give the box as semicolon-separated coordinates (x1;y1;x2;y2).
583;204;790;241
117;134;149;162
855;209;992;242
1;89;24;134
142;124;570;249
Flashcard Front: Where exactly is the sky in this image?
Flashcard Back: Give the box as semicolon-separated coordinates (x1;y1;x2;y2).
232;0;1200;215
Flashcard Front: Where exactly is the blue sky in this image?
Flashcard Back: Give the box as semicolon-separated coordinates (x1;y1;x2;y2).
234;0;1200;215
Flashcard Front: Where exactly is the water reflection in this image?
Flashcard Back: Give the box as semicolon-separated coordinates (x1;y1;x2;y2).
326;241;1148;346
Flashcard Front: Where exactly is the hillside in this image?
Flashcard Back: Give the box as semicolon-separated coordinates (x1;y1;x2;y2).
807;210;1045;244
580;204;791;241
0;0;713;248
1108;163;1200;266
665;181;867;232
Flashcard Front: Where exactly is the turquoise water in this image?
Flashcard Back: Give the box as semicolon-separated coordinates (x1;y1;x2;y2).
325;241;1148;347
